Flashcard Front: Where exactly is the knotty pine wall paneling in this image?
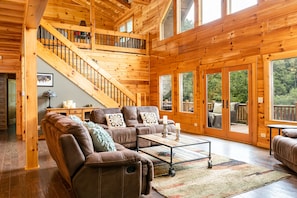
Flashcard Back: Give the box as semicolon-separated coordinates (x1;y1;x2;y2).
135;0;297;148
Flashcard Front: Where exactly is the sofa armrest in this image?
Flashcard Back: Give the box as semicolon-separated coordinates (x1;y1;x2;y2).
59;134;85;178
85;150;142;167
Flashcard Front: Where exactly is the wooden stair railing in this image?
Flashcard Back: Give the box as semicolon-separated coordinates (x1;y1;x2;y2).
38;19;138;107
48;22;148;55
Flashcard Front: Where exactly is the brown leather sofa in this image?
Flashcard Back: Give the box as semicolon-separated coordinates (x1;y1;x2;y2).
273;129;297;173
90;106;176;148
42;112;154;198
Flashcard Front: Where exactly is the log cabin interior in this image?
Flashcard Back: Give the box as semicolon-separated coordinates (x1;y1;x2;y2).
1;0;297;196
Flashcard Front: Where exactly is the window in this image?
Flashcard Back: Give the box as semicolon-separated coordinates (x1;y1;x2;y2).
179;72;194;112
178;0;194;33
119;18;133;33
161;1;174;40
271;57;297;122
160;75;172;110
229;0;257;14
201;0;221;24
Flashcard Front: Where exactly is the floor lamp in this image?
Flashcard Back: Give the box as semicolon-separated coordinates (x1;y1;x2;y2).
43;90;57;108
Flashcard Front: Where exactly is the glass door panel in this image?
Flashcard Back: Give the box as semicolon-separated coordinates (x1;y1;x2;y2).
206;72;222;130
229;69;249;135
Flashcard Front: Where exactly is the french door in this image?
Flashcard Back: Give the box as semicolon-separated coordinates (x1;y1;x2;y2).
204;65;252;143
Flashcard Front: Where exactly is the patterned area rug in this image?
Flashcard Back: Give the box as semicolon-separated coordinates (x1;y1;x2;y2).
151;153;290;198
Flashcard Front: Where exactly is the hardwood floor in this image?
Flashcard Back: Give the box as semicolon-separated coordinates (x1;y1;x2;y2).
0;125;297;198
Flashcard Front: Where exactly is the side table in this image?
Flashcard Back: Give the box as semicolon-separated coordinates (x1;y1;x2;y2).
267;124;297;155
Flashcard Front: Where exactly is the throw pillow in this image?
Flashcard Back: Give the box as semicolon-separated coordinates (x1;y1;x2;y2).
282;128;297;138
140;112;158;126
213;103;222;114
68;115;83;124
83;121;116;152
105;113;126;128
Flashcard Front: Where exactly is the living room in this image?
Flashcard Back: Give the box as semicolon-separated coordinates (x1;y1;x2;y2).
1;0;297;197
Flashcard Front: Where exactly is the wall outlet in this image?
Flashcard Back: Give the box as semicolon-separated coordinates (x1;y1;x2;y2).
260;133;266;138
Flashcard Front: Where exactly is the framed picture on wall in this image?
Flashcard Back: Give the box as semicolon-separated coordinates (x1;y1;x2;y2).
37;73;54;87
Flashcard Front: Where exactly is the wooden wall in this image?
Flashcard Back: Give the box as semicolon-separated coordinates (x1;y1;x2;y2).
132;0;297;148
84;50;150;105
43;0;113;29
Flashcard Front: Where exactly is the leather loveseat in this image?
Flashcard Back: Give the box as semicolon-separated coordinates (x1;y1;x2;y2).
90;106;176;148
41;112;154;198
273;128;297;173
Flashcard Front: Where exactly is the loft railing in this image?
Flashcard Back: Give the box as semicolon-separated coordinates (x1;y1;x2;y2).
37;20;138;107
48;22;148;54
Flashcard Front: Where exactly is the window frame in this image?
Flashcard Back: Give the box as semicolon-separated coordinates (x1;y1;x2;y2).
159;74;174;111
177;0;195;34
264;50;297;124
118;17;133;33
178;71;195;113
160;0;175;40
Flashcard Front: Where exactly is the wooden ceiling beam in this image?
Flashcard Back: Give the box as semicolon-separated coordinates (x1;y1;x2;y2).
133;0;150;5
25;0;49;28
115;0;131;9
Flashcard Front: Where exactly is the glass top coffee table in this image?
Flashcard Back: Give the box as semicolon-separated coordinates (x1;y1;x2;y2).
137;133;212;177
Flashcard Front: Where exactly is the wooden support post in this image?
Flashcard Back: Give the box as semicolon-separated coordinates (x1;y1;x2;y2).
90;0;96;51
24;28;39;170
136;93;142;106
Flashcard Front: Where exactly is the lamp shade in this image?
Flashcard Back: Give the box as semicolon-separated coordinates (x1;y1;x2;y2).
42;90;57;98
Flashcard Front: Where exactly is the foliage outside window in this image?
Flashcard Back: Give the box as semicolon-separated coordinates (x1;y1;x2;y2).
229;0;257;14
161;1;174;40
160;75;172;111
179;0;194;33
271;57;297;122
201;0;221;24
179;72;194;112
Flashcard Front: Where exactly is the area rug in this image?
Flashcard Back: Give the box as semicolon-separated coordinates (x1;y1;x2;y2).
151;153;290;198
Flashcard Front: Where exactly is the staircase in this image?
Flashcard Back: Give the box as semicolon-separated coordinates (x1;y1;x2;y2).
37;19;146;107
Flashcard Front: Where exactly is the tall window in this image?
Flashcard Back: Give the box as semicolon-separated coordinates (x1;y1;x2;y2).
229;0;257;14
161;1;174;40
160;75;172;111
178;0;194;33
271;57;297;122
179;72;194;112
119;18;133;33
201;0;221;24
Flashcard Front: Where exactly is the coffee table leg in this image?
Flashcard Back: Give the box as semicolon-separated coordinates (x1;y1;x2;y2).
168;147;175;177
208;141;212;168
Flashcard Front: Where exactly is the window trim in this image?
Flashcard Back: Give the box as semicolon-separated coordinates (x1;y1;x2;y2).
264;50;297;125
178;71;195;113
160;0;174;40
159;73;174;112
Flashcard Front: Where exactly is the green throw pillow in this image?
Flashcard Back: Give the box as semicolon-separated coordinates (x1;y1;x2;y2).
68;115;83;124
83;121;116;152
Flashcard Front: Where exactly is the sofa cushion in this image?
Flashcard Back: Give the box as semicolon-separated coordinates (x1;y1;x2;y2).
122;106;139;126
105;113;126;128
83;121;117;152
140;112;158;126
90;108;121;125
282;129;297;138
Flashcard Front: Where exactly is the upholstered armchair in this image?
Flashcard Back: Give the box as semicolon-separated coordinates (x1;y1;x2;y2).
208;102;239;128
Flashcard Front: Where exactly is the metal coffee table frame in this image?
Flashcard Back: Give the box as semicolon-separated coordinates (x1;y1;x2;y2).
137;133;212;177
